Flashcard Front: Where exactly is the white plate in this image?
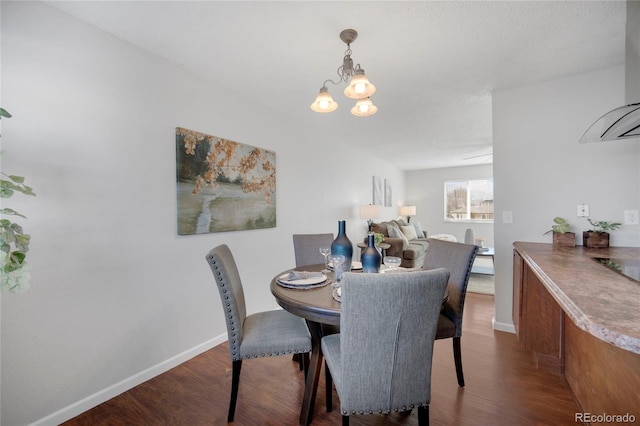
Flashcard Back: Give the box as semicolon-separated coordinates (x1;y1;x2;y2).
332;288;341;302
328;261;363;271
277;273;327;287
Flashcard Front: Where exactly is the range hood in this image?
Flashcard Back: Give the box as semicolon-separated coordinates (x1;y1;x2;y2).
580;0;640;143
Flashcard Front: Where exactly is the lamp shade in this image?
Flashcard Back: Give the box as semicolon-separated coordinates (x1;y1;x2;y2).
359;204;382;220
398;205;416;217
310;87;338;113
344;69;376;99
351;97;378;117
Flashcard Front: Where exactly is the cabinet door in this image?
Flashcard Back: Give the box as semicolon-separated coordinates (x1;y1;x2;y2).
522;266;563;373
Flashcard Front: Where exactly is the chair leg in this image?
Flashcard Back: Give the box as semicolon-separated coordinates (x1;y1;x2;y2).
293;353;304;370
342;415;349;426
228;360;242;422
302;352;310;380
418;405;429;426
453;336;465;387
325;361;333;412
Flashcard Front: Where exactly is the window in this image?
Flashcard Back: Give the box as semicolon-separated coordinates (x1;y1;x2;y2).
444;178;494;222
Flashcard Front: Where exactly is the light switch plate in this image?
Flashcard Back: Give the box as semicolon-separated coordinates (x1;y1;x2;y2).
577;204;589;217
503;211;513;224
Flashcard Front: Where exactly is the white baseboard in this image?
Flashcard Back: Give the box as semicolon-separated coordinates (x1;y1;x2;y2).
492;316;516;334
31;333;228;426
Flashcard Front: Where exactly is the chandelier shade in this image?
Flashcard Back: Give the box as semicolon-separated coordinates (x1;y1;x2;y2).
310;86;339;113
344;68;376;99
351;97;377;117
311;29;377;116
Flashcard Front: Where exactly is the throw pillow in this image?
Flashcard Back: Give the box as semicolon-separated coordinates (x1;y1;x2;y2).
413;221;425;238
371;222;387;236
387;222;409;245
401;225;418;241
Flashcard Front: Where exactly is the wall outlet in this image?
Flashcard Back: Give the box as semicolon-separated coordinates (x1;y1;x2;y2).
624;210;639;225
577;204;589;217
503;210;513;224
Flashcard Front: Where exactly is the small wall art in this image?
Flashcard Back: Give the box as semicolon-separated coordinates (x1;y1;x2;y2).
384;178;392;207
176;127;276;235
373;176;383;205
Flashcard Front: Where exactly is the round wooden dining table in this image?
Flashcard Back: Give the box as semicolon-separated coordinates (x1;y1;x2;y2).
270;264;337;426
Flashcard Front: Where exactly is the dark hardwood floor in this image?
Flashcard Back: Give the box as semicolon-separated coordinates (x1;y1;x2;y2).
62;293;581;425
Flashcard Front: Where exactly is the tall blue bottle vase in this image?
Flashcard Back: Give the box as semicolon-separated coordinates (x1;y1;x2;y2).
361;233;382;273
331;220;353;272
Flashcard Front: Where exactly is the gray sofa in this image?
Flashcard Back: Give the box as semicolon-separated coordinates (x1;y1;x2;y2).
370;219;430;268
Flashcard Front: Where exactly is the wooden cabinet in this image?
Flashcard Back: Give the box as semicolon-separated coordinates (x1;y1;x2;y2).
564;315;640;419
513;243;640;421
513;251;563;373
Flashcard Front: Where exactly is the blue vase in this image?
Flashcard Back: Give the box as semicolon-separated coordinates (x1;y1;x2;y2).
331;220;353;271
361;233;382;273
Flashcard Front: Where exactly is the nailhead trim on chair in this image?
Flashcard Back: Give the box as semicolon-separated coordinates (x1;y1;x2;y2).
212;259;242;358
239;348;307;360
341;402;426;416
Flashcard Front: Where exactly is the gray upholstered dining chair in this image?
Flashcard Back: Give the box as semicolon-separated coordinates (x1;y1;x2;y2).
292;233;334;267
423;238;479;387
205;244;312;422
321;269;450;425
292;233;336;377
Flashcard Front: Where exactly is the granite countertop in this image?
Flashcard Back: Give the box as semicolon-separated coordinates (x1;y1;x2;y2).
513;242;640;354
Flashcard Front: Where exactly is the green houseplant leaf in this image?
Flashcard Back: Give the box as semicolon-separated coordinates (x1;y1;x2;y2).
587;219;622;233
544;217;570;235
0;107;35;293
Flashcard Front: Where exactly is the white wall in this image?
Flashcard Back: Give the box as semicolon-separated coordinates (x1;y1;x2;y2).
405;164;494;246
492;66;640;332
0;2;404;424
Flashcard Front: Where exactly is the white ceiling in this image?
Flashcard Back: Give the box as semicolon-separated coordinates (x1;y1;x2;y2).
46;0;627;170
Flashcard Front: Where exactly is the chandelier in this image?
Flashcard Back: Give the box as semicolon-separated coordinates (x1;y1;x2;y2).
310;29;378;117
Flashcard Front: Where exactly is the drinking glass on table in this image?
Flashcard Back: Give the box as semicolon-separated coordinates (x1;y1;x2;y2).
319;247;331;272
328;254;345;287
384;256;401;272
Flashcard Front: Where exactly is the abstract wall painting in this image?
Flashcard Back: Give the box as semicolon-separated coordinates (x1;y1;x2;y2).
176;127;276;235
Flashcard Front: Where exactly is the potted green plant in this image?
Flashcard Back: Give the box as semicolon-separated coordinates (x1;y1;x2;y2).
373;232;384;247
583;219;622;248
0;107;36;293
543;217;575;247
